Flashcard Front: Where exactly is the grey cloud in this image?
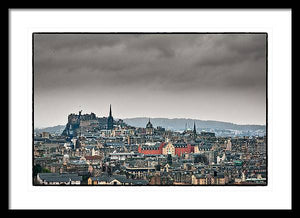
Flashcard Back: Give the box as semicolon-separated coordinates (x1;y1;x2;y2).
194;34;266;67
34;34;126;52
34;33;267;127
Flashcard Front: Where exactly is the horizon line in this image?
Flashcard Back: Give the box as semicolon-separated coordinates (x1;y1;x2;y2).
34;116;266;129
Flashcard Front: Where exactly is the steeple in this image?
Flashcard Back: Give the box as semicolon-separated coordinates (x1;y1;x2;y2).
193;122;197;135
109;104;112;117
107;104;114;130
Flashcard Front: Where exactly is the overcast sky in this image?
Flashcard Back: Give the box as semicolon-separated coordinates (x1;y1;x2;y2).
34;33;266;128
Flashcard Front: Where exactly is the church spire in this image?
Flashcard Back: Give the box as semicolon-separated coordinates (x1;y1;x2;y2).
193;121;197;141
109;104;112;117
107;104;114;130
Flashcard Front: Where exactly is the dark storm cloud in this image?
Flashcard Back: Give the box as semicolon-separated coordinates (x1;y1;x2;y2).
194;35;265;65
34;34;125;52
35;34;266;89
34;33;266;127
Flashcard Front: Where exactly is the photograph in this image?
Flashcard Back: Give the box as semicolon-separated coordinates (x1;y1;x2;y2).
33;33;267;186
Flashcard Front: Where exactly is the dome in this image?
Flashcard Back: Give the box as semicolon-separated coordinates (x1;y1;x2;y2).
146;119;153;128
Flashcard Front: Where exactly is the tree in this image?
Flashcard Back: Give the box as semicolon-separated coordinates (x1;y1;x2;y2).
41;168;51;173
33;164;42;177
33;164;51;176
82;174;90;184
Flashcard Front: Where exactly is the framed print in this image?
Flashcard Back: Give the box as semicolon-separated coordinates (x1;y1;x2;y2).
9;9;292;210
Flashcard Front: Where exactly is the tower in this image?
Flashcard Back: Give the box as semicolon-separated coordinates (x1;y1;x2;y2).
146;118;154;135
107;104;114;130
193;121;197;140
226;139;232;151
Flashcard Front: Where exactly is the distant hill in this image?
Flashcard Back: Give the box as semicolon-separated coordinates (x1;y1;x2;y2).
35;118;266;136
122;117;266;132
34;125;66;134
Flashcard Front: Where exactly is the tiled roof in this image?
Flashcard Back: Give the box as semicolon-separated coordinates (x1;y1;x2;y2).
38;173;83;182
173;143;188;148
85;155;102;160
90;175;149;185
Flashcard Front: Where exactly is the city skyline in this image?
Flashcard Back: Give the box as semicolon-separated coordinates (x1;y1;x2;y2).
33;105;266;129
34;33;267;128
